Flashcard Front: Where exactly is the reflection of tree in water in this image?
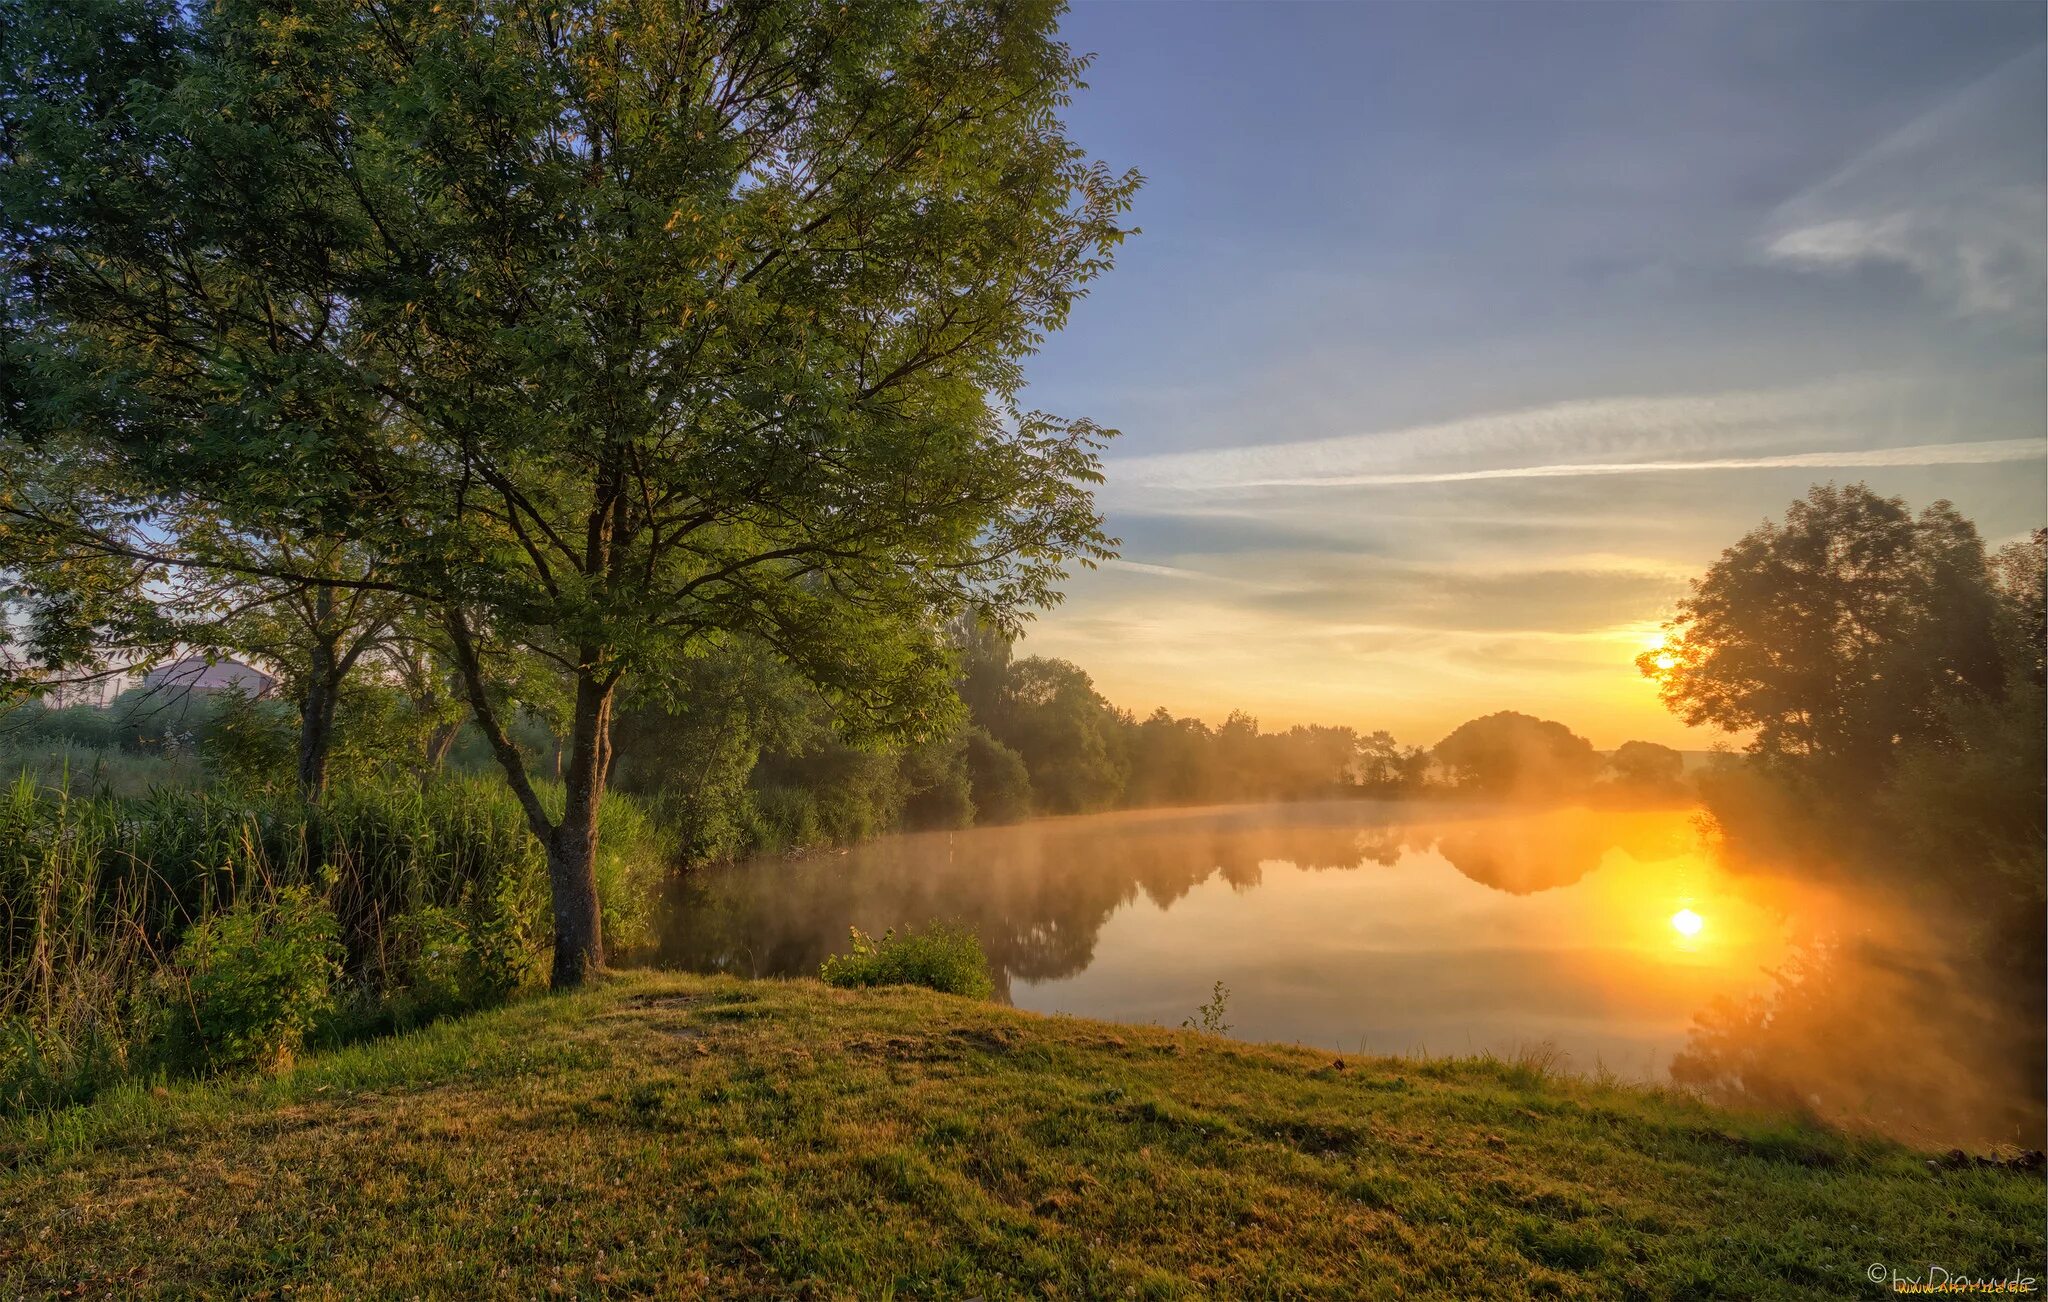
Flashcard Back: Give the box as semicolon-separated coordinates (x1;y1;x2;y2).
641;804;1691;995
1425;807;1697;894
1671;938;2046;1150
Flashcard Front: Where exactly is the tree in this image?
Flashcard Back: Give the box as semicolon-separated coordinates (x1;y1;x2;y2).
1357;728;1428;793
3;0;1136;984
1605;739;1684;792
1638;484;2007;780
1989;528;2046;690
1125;707;1217;806
0;470;406;798
985;657;1128;814
959;724;1032;823
1431;711;1599;798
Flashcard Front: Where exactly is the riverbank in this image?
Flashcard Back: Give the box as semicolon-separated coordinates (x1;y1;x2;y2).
2;971;2038;1299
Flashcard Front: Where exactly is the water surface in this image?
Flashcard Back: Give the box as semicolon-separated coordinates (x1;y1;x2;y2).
643;801;2040;1146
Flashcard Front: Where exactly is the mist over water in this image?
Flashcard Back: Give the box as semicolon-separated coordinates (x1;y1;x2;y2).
642;802;2043;1149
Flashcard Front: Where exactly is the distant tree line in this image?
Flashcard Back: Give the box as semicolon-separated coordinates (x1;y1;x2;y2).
585;618;1695;861
7;611;1696;870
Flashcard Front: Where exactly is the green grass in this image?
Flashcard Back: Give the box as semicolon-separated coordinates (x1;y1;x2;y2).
0;970;2039;1299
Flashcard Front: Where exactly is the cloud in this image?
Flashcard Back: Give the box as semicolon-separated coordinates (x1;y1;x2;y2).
1761;48;2047;317
1102;377;2033;497
1099;558;1219;581
1187;438;2041;490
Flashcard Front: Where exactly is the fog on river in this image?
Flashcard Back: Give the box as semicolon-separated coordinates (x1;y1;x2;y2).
638;801;2043;1149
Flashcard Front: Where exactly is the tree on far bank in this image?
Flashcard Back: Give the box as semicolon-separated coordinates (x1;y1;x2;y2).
1431;711;1600;798
2;0;1137;985
1605;739;1685;793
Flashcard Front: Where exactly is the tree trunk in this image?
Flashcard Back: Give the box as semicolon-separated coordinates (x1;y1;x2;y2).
547;668;614;986
298;627;339;799
441;610;617;990
423;719;460;773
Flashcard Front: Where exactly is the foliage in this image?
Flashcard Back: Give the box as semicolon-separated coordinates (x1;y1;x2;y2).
898;732;976;831
165;886;343;1074
0;0;1138;983
981;657;1132;813
1182;980;1232;1035
820;924;995;999
1644;493;2045;1108
0;773;668;1112
0;738;198;798
1431;711;1600;799
1640;485;2009;775
1604;740;1686;793
198;688;299;792
960;725;1034;824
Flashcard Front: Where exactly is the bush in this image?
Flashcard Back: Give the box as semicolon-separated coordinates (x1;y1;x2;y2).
819;923;994;999
199;689;298;791
382;905;473;1026
166;886;343;1073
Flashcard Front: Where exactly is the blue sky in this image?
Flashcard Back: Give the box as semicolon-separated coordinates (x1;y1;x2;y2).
1014;1;2048;748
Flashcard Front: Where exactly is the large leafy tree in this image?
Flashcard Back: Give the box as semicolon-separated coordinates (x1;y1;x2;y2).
2;0;1136;984
1637;484;2007;777
1430;710;1599;798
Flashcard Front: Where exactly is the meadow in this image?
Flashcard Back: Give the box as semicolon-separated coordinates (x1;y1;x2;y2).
3;969;2038;1300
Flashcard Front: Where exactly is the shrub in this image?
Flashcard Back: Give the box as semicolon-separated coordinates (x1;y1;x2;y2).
819;923;994;999
165;886;344;1073
199;689;298;791
383;905;473;1026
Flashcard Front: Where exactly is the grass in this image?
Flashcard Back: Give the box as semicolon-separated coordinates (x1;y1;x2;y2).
0;774;671;1113
0;970;2039;1299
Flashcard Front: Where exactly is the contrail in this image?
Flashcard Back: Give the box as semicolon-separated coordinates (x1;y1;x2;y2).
1183;439;2044;491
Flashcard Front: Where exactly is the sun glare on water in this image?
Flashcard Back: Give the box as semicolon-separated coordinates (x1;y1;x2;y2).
1670;908;1705;938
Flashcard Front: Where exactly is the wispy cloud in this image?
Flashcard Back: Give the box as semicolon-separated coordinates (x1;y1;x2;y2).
1194;439;2041;490
1099;558;1217;581
1103;377;2028;496
1761;47;2046;317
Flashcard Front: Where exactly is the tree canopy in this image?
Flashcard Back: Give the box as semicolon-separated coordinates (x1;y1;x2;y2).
2;0;1138;983
1637;484;2012;779
1431;711;1599;798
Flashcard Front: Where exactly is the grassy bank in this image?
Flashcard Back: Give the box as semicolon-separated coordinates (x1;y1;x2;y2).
1;971;2038;1299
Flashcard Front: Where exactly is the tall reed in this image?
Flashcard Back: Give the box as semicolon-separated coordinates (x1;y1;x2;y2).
0;772;671;1113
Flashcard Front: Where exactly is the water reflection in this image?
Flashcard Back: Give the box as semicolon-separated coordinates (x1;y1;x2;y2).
639;801;2041;1147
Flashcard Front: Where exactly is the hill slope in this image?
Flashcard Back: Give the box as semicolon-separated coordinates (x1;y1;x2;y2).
1;971;2038;1298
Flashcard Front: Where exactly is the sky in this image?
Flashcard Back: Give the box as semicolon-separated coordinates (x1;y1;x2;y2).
1012;1;2048;750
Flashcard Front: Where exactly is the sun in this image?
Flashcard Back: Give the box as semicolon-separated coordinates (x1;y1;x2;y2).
1670;908;1705;938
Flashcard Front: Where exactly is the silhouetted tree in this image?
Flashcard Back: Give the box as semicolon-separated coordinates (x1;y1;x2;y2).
1431;711;1599;798
1605;740;1685;792
1638;484;2006;782
985;658;1129;814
